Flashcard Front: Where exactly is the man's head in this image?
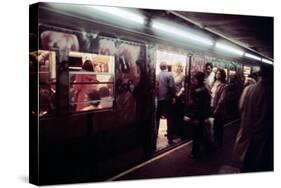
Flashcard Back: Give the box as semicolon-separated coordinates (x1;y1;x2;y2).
192;71;205;86
205;62;213;74
82;60;94;71
160;61;167;71
259;64;273;82
87;90;101;107
175;62;183;73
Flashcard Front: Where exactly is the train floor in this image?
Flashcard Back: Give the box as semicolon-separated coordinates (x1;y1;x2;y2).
110;120;242;181
156;118;182;151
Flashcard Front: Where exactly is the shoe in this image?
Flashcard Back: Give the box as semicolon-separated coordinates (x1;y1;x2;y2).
168;140;175;145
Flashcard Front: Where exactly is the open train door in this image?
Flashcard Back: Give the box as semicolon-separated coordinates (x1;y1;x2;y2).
153;49;188;152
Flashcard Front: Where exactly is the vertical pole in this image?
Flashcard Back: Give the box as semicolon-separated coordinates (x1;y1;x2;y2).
185;55;192;106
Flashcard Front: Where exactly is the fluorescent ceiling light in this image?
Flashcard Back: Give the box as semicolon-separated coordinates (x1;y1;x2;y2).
245;53;262;61
215;42;244;56
262;58;273;64
152;21;214;46
88;6;145;24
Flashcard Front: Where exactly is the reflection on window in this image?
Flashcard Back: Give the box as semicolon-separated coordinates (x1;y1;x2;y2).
30;50;56;117
68;52;115;112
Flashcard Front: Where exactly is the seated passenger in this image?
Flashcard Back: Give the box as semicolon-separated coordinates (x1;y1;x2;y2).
81;90;101;111
99;86;113;108
73;60;98;111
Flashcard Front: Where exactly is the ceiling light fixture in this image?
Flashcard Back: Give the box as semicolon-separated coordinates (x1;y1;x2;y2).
215;41;244;56
262;58;273;64
88;6;145;25
245;53;262;61
152;21;214;46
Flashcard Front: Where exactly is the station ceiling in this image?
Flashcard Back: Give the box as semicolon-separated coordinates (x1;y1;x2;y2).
170;11;273;60
40;3;274;61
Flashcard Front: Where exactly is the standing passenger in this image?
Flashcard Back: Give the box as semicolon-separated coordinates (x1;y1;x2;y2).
173;63;185;138
211;68;227;148
234;65;273;172
205;62;215;90
156;62;176;145
224;75;242;121
188;72;211;159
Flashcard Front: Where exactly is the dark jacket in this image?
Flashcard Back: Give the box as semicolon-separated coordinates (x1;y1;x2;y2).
188;85;211;120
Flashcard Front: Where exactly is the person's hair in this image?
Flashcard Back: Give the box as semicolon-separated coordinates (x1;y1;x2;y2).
205;62;213;69
248;73;254;78
215;68;226;83
82;60;94;71
160;61;167;70
88;90;100;107
175;62;183;73
194;71;205;85
228;74;238;85
252;72;258;80
259;64;273;82
99;86;110;97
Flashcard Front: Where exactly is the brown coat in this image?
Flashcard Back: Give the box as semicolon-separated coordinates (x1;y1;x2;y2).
234;80;273;163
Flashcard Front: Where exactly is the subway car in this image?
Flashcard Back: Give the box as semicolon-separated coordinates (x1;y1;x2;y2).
29;2;272;185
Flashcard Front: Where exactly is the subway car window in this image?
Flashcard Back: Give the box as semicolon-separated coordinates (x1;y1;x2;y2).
68;52;115;112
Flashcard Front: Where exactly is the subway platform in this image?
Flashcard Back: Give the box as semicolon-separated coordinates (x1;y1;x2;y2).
108;120;242;181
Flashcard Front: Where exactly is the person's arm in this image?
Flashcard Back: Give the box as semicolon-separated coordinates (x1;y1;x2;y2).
239;85;250;112
213;84;227;115
177;75;185;97
168;74;176;96
168;74;177;104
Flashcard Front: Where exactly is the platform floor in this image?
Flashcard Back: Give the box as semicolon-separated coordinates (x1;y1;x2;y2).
112;120;242;181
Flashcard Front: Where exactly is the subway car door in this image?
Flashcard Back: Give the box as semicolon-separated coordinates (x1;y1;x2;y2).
154;50;188;152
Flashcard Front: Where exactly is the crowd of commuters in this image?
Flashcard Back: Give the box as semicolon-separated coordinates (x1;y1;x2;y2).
155;61;273;172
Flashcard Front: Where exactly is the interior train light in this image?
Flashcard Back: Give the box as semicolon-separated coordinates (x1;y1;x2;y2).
215;41;244;56
88;6;145;25
262;58;273;64
152;21;214;46
245;53;262;61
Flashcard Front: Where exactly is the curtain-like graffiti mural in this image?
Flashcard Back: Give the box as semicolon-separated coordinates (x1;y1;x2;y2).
98;38;142;127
